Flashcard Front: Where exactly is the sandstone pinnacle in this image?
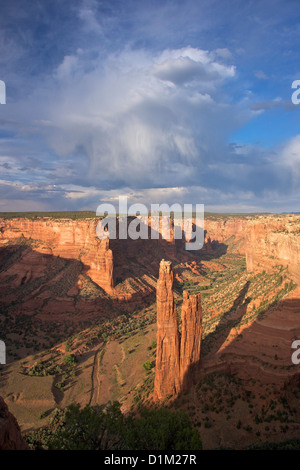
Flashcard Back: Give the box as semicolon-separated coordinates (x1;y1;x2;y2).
154;260;202;401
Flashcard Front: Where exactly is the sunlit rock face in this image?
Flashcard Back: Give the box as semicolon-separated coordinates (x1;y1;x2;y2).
154;260;181;400
154;260;202;401
0;218;114;294
180;290;202;389
245;215;300;282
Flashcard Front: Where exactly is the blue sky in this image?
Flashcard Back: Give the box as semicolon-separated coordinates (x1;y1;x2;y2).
0;0;300;212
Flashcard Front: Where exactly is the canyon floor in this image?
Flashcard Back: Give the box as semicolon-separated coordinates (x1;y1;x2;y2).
1;214;300;449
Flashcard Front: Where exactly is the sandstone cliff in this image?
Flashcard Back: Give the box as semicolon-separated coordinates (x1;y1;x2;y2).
0;215;250;301
0;396;28;450
0;218;114;294
154;260;202;401
245;215;300;282
204;217;248;254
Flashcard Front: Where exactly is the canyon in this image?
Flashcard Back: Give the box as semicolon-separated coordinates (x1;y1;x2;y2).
245;215;300;281
0;214;247;295
1;212;300;449
0;218;115;294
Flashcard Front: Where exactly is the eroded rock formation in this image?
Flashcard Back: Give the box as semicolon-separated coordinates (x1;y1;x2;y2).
203;218;248;254
0;218;114;293
154;260;181;400
89;237;114;294
0;396;28;450
245;215;300;282
0;215;251;299
154;260;202;401
180;291;202;389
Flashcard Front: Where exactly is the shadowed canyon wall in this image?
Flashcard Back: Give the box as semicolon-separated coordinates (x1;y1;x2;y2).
203;218;247;254
0;215;246;289
2;214;300;296
0;396;28;450
0;218;114;293
154;260;203;401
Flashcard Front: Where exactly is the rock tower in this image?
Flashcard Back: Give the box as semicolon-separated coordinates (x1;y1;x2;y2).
154;259;202;401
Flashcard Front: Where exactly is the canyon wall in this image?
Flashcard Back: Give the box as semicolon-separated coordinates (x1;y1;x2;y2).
0;214;250;311
245;215;300;282
4;214;299;302
0;218;114;293
154;260;203;401
0;396;28;450
204;217;248;254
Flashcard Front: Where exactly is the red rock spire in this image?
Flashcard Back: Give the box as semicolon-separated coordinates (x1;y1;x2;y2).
180;291;202;389
154;259;203;401
154;259;181;400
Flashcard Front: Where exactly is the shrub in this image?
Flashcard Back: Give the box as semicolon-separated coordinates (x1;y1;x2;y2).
64;354;76;366
142;360;153;371
25;402;202;450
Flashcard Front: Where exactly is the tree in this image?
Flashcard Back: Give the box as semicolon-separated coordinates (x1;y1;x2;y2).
142;360;153;371
26;402;202;451
64;354;76;366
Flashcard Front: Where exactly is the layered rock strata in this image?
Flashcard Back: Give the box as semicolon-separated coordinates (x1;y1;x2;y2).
245;215;300;282
180;290;203;389
154;260;202;400
154;260;181;400
0;218;114;293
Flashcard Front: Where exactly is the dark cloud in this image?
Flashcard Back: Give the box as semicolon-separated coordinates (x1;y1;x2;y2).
0;0;300;212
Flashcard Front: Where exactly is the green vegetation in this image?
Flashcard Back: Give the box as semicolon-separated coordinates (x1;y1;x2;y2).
1;214;299;450
25;402;202;450
63;354;76;366
199;260;296;355
147;340;157;351
133;374;155;408
142;360;154;371
0;211;97;219
24;358;64;377
0;210;272;221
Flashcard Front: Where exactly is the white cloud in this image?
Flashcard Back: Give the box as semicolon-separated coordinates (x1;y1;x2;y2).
255;70;268;80
77;0;103;34
55;54;80;81
152;47;235;85
30;45;240;191
214;48;233;60
5;42;298;213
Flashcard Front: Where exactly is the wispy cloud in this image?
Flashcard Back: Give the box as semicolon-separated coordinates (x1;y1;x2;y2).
1;0;300;212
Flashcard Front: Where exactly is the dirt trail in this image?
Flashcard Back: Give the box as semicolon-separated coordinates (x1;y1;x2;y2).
89;340;123;406
89;343;104;406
